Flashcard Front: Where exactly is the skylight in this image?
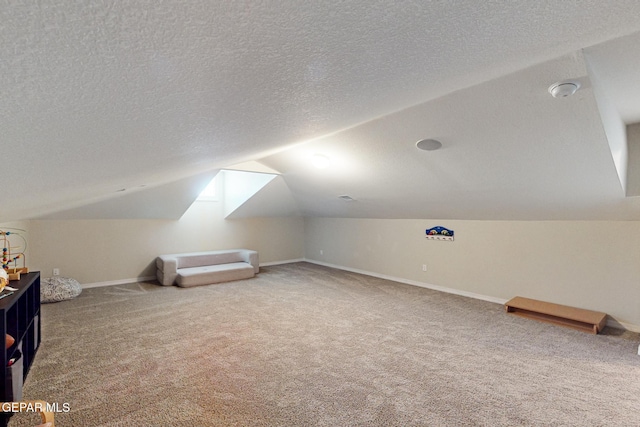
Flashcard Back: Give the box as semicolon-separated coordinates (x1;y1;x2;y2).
197;176;219;201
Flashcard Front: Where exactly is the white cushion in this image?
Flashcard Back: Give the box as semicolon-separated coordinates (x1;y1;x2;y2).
176;262;255;287
41;277;82;303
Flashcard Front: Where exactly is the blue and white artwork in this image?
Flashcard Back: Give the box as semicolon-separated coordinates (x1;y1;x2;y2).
425;226;454;241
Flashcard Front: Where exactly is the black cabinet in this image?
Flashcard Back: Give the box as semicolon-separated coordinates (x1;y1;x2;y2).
0;272;41;425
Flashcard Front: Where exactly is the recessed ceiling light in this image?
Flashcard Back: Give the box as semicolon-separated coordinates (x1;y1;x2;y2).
416;139;442;151
311;153;330;169
548;81;580;98
338;195;355;201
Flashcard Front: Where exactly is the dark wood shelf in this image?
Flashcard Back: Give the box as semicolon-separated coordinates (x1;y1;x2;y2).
0;272;41;426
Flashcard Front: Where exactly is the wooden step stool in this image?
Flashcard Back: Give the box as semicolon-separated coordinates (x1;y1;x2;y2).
505;296;607;334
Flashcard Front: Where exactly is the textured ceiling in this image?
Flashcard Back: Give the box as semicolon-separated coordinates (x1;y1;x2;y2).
260;52;637;220
3;1;640;220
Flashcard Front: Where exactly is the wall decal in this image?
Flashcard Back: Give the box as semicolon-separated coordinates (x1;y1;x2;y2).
425;226;454;241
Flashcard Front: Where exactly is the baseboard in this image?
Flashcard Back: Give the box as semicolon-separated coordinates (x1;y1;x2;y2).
81;275;157;289
304;259;507;305
81;258;305;289
79;261;640;333
606;318;640;333
79;259;307;288
303;259;640;332
259;258;305;267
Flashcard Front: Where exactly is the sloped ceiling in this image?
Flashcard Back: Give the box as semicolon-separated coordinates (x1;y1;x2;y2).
226;175;302;219
3;1;640;220
259;51;640;220
34;170;218;220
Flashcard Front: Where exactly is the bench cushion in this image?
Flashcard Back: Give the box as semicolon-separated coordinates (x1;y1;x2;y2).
178;252;245;269
176;262;255;287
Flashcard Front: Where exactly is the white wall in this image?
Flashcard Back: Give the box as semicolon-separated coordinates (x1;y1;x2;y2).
23;211;640;328
627;123;640;197
304;218;640;329
29;200;304;285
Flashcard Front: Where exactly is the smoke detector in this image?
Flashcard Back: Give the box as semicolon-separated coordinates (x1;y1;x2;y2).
548;81;580;98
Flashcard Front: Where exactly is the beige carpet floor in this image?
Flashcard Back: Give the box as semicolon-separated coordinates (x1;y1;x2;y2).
9;262;640;426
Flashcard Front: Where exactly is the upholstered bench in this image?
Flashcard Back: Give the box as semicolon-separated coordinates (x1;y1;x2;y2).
156;249;259;287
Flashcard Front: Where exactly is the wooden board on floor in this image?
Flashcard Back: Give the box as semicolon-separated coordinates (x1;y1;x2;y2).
505;296;607;334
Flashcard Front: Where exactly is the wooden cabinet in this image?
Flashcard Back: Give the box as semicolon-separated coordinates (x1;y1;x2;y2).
0;272;41;425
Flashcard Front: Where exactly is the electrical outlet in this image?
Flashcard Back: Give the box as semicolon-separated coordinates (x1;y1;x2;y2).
320;250;323;255
53;268;60;276
422;264;427;272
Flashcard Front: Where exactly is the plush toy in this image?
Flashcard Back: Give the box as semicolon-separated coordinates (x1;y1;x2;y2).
0;269;15;349
0;268;7;292
5;333;14;349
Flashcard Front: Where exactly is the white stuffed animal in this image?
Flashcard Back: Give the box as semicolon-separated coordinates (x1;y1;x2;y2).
0;268;7;291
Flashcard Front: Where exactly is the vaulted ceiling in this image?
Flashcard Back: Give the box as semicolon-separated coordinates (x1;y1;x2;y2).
3;1;640;221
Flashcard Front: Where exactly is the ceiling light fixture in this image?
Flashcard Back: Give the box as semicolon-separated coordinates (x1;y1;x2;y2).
311;153;330;169
416;139;442;151
548;80;580;98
